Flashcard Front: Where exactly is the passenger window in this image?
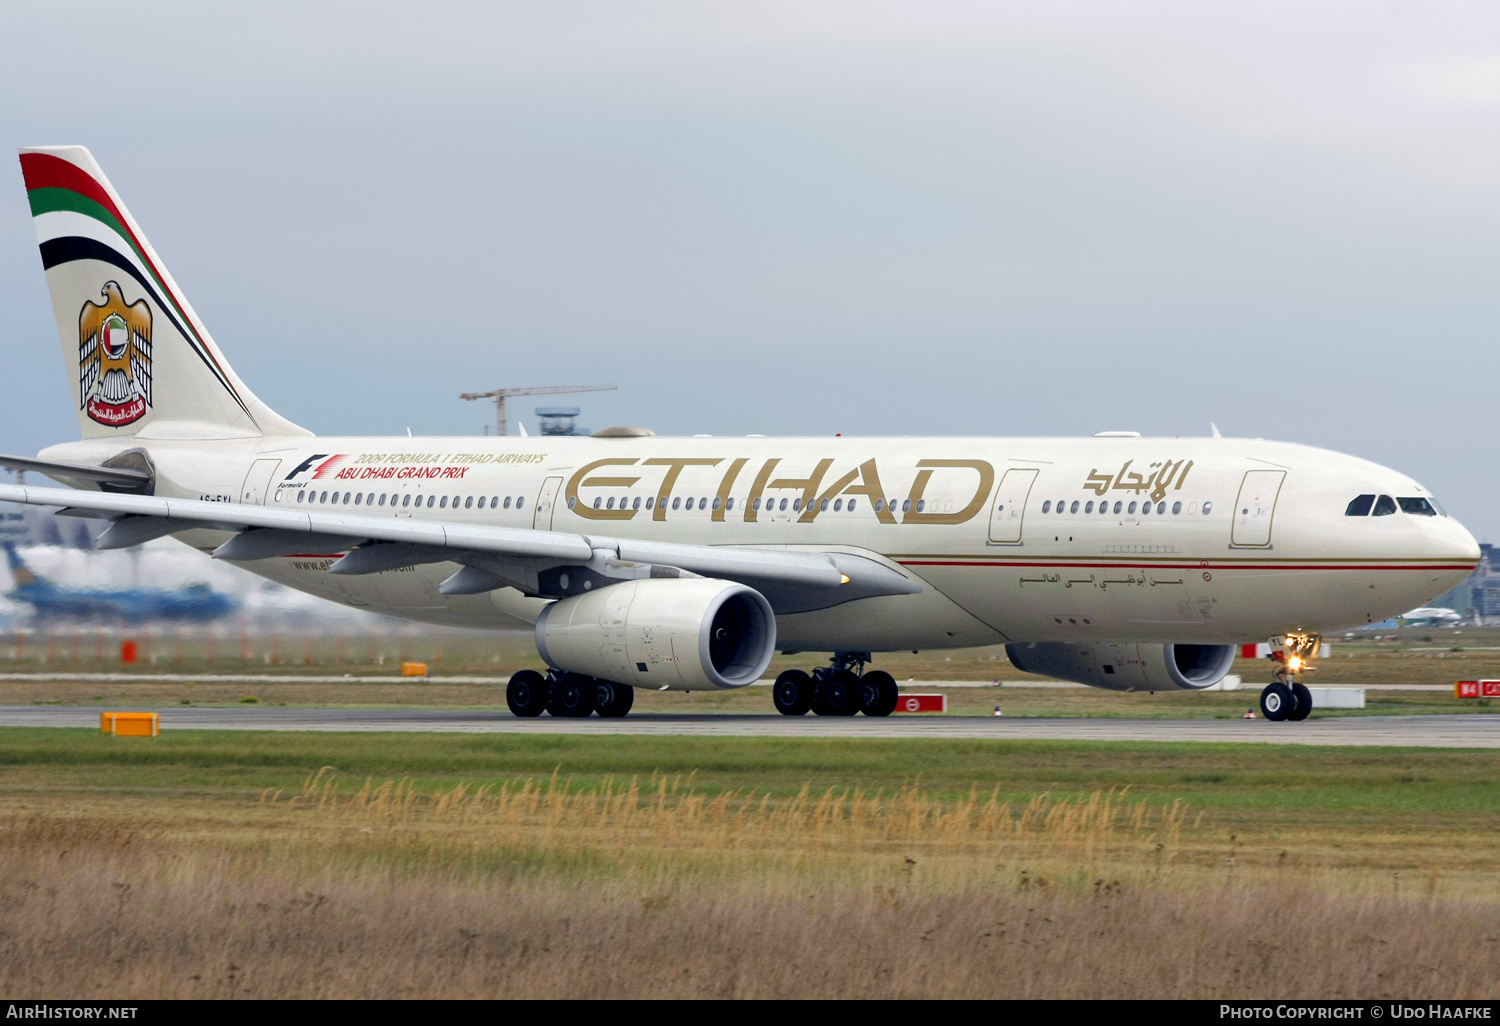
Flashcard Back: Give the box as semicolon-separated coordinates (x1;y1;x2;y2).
504;496;512;509
634;497;642;510
1201;501;1212;515
780;498;789;511
713;497;722;511
1156;502;1165;514
1373;494;1397;516
901;499;911;513
1397;497;1436;516
1127;501;1137;514
567;496;576;509
1042;500;1052;513
1172;501;1181;515
593;497;601;509
875;499;884;512
848;499;857;511
465;496;473;509
1111;501;1120;514
439;496;448;509
726;498;734;511
1069;500;1079;514
379;494;386;506
916;499;925;512
1141;501;1150;515
1345;494;1375;517
354;493;363;505
403;495;411;507
699;498;708;510
646;497;654;509
793;498;803;512
606;497;615;510
1056;499;1064;513
753;497;762;511
342;493;351;505
672;497;681;510
516;497;524;509
833;498;843;511
819;498;828;512
297;490;305;503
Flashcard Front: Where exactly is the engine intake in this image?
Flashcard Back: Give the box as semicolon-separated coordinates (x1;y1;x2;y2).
1005;641;1236;692
535;578;776;691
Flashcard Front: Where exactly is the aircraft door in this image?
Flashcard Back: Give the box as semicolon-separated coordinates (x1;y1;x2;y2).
239;459;281;506
533;477;563;530
1231;470;1286;547
988;468;1039;543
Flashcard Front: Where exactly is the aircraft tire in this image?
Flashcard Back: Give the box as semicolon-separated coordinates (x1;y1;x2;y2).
548;673;597;717
595;680;635;718
823;670;861;716
1260;683;1293;721
1288;683;1312;721
859;671;899;717
773;670;813;715
507;670;549;717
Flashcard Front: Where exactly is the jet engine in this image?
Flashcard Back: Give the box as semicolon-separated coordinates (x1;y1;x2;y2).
535;578;776;691
1005;641;1236;692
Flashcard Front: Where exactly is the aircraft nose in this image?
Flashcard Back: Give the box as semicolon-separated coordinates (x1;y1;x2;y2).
1437;516;1481;567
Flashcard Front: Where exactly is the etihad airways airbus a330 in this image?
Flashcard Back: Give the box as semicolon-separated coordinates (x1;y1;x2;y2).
0;147;1479;721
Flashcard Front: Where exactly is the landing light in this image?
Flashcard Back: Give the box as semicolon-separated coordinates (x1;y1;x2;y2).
1287;656;1303;672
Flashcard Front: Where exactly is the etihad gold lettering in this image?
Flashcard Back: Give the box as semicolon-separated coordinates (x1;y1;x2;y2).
903;459;995;525
565;458;642;521
712;458;749;522
1083;457;1193;500
841;459;897;525
742;458;781;522
642;458;723;521
770;459;834;515
798;467;860;523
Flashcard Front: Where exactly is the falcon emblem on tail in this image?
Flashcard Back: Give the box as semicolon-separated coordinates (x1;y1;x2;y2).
78;281;152;427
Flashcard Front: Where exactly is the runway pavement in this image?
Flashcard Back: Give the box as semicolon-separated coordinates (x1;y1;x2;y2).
2;705;1496;747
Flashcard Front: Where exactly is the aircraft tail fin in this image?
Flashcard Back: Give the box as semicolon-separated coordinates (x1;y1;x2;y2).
1;542;36;587
18;146;310;440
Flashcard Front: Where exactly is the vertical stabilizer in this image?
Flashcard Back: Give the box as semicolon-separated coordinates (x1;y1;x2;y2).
19;146;309;439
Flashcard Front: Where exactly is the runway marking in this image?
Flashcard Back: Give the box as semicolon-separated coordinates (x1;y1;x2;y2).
1;706;1495;747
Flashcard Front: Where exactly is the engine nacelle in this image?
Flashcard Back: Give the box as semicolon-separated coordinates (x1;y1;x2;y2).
535;578;776;691
1005;641;1236;692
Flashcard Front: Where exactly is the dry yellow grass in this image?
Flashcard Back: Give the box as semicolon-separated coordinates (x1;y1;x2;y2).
2;769;1495;998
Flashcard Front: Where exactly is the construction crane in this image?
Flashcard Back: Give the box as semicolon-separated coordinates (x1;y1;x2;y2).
460;384;617;437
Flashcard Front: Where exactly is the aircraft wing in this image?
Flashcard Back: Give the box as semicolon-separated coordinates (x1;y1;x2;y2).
0;483;919;609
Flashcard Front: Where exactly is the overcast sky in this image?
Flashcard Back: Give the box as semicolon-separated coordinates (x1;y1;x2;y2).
2;2;1498;538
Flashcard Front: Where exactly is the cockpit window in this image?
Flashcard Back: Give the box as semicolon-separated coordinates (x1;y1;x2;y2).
1372;494;1397;516
1397;497;1437;516
1345;494;1375;517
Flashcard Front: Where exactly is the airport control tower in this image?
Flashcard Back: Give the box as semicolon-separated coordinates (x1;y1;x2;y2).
535;407;590;436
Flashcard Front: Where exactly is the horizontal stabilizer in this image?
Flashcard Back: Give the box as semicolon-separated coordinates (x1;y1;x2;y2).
0;454;151;490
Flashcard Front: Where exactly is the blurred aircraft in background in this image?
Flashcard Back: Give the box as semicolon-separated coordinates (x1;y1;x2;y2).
1400;607;1463;627
2;542;238;622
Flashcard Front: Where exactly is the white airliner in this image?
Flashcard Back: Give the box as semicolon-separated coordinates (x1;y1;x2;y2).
0;147;1480;722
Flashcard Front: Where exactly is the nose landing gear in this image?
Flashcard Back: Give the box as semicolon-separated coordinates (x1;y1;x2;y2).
1259;633;1319;722
773;653;900;717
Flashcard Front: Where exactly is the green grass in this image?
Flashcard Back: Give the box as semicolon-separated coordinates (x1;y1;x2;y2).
3;727;1497;823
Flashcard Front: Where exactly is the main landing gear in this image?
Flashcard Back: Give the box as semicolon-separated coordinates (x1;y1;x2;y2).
773;653;900;717
1259;633;1320;722
506;669;635;718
